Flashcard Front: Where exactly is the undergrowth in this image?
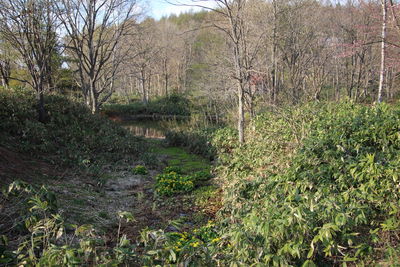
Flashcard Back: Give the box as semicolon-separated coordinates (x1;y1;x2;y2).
1;181;140;266
0;88;145;168
0;181;220;266
102;94;191;117
216;102;400;266
165;127;218;160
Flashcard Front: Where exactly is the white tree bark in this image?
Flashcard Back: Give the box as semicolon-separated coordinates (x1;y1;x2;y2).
378;0;387;103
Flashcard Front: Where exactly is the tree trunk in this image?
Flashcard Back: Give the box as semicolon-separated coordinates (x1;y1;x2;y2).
238;81;245;143
37;91;46;123
0;60;10;88
89;81;98;114
378;0;387;103
141;69;148;104
1;77;7;88
271;0;278;105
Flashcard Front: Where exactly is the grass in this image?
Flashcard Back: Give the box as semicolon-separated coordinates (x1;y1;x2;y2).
151;146;210;174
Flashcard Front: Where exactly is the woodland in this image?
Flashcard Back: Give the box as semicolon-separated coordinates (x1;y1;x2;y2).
1;0;400;266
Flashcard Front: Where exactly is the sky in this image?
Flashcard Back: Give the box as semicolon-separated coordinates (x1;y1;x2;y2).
148;0;215;20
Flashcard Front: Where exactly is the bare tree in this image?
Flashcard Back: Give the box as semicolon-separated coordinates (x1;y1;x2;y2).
127;19;159;104
186;0;264;143
0;0;59;122
218;0;250;143
56;0;139;113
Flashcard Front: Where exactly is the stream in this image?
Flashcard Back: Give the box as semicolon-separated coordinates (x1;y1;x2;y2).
121;120;166;139
51;118;214;242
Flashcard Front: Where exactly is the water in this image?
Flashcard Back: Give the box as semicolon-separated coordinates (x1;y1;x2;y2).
122;120;166;139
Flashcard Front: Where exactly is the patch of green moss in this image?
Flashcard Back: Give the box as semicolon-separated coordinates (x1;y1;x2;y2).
157;146;210;175
181;161;209;173
167;159;180;166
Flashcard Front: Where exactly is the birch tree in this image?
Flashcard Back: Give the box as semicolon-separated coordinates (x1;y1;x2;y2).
378;0;387;103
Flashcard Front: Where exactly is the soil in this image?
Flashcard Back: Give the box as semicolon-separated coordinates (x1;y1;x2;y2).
0;146;64;187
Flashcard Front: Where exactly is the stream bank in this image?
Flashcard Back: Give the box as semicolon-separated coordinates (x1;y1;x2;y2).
50;119;219;239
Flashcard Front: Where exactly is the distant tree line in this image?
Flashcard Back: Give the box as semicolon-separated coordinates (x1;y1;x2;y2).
114;0;400;142
0;0;399;141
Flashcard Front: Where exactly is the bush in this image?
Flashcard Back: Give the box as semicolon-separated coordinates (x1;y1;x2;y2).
0;88;36;136
140;221;219;266
147;94;191;116
101;102;147;116
163;166;183;174
191;170;212;182
132;165;148;175
1;181;139;266
216;102;400;265
0;89;146;167
102;94;191;117
155;171;194;196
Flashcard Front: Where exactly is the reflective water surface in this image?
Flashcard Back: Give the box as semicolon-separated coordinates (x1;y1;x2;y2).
122;121;166;139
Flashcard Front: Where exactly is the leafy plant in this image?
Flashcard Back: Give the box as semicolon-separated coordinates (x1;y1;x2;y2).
131;165;148;175
140;221;219;266
163;166;183;174
215;102;400;265
102;94;191;117
155;172;194;196
165;128;217;160
0;89;146;169
2;181;140;266
0;235;15;265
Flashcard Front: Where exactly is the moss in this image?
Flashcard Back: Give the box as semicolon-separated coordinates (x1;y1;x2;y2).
181;161;209;173
155;146;210;175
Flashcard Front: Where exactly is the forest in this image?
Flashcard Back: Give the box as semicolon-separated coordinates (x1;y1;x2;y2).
1;0;400;266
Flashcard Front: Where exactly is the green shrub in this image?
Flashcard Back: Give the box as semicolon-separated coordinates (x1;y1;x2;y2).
211;127;238;156
141;152;158;168
147;94;191;116
132;165;148;175
101;102;147;116
216;102;400;265
163;166;183;174
193;185;219;207
165;128;217;160
155;172;194;196
102;94;191;117
140;220;219;266
0;89;146;168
